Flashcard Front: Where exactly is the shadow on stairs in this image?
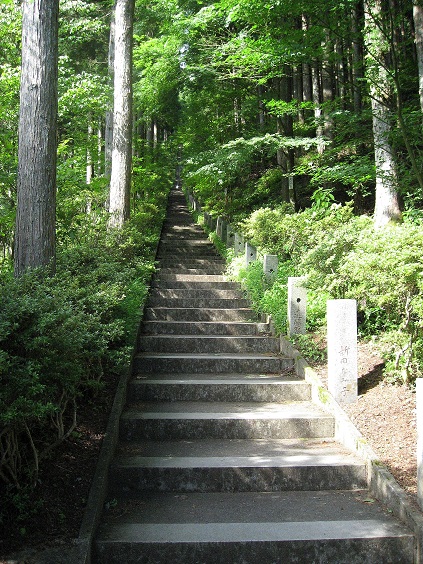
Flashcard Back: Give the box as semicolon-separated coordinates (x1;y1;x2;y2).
91;185;416;563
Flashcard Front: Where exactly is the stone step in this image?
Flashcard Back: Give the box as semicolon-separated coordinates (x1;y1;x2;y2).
157;266;225;274
94;491;414;564
156;253;220;262
109;438;367;495
140;320;271;335
158;240;217;250
147;297;252;308
133;352;294;374
151;279;240;289
157;244;218;251
151;288;243;299
119;401;334;441
144;307;259;322
153;273;229;283
156;258;225;267
157;244;221;259
138;335;280;354
128;373;309;402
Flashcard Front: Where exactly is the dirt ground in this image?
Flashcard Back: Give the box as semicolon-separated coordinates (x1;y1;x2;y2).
0;341;420;562
312;341;418;499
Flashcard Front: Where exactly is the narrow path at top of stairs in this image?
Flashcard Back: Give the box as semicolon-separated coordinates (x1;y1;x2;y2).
94;185;415;563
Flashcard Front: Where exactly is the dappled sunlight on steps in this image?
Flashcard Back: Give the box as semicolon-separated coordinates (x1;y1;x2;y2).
93;185;415;563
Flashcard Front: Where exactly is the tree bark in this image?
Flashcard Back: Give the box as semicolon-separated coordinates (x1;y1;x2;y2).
105;10;115;181
108;0;135;229
14;0;59;276
364;0;402;227
413;1;423;113
352;1;365;113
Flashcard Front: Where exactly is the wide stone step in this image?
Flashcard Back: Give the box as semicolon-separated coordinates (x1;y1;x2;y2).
156;259;225;269
158;245;217;255
159;239;214;247
153;273;229;283
133;352;293;373
138;335;280;354
94;491;414;564
144;307;259;322
129;373;309;402
157;266;225;274
140;320;271;335
119;401;334;440
151;288;242;299
151;279;240;289
147;297;252;308
109;438;367;495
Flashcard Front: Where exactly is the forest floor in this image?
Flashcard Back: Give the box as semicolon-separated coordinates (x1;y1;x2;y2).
0;340;419;563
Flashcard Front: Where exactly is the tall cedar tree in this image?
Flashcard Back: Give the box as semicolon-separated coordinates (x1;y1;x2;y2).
14;0;59;275
108;0;135;228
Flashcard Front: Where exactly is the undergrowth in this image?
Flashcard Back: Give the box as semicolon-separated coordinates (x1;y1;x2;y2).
0;162;172;534
199;198;423;387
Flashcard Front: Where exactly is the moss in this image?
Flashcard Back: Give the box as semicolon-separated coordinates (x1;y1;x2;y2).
318;386;330;404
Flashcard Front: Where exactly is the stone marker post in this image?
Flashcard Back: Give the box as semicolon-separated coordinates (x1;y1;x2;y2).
216;217;226;240
417;378;423;510
288;277;306;336
289;175;294;202
245;242;257;267
327;299;358;404
226;224;235;248
263;254;278;283
234;233;244;256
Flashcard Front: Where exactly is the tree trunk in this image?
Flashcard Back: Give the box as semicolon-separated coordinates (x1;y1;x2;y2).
364;0;402;227
321;30;334;142
105;10;115;181
14;0;59;276
352;1;365;113
413;1;423;113
86;114;94;185
108;0;135;229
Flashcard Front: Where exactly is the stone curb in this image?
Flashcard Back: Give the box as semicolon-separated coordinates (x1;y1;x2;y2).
280;336;423;564
73;186;175;564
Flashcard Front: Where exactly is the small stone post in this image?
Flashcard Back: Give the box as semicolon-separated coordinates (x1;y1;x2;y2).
263;254;278;283
288;277;306;336
234;233;244;256
289;175;294;202
417;378;423;510
226;224;235;248
327;299;358;404
245;242;257;267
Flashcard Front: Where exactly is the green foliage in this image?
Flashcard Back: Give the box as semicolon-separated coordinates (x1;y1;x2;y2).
230;258;295;334
185;135;318;220
236;200;423;384
290;334;326;363
0;164;170;524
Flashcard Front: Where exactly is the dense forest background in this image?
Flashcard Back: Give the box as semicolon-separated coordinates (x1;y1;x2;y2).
2;0;423;543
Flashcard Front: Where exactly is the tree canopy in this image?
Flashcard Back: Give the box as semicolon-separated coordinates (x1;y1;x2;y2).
2;0;423;544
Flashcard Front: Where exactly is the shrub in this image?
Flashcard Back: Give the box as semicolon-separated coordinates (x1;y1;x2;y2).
0;166;170;520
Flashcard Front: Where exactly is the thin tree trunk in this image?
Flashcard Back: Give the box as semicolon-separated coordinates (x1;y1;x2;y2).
413;1;423;113
14;0;59;276
321;30;334;142
352;1;365;113
105;10;115;182
86;114;93;185
364;0;402;227
108;0;135;229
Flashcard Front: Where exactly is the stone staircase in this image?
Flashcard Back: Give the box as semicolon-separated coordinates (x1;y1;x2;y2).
94;187;415;563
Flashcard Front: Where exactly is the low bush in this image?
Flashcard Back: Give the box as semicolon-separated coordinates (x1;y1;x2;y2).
0;166;170;527
226;202;423;385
